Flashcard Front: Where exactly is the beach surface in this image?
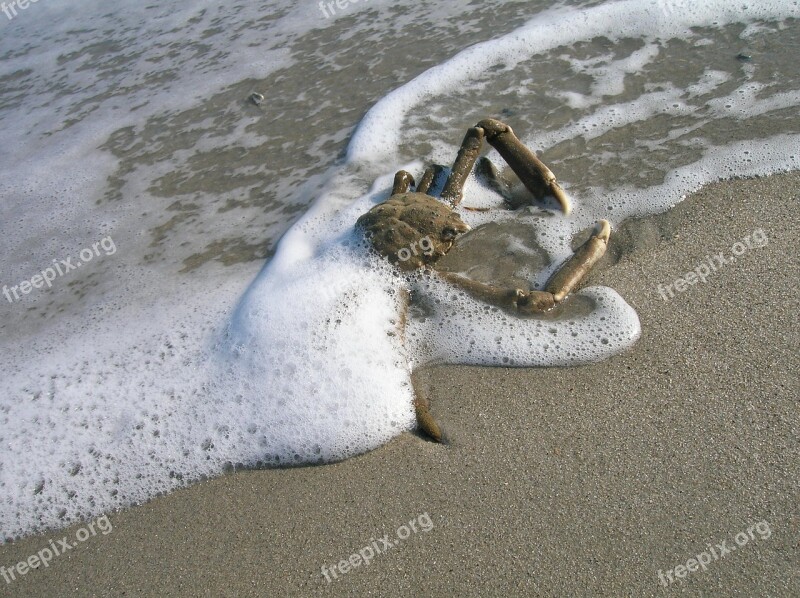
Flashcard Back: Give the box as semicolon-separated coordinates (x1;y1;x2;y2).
1;171;797;596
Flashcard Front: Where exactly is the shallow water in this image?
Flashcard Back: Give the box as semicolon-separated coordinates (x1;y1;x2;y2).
0;0;798;540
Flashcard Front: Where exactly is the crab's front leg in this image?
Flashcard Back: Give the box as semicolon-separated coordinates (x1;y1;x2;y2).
416;164;448;195
437;118;570;213
392;170;415;194
434;220;611;315
478;119;571;214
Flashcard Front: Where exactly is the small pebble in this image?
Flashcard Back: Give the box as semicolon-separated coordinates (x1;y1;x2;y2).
249;92;265;106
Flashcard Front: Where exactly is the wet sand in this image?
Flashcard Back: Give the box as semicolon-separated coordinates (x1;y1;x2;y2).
1;172;798;597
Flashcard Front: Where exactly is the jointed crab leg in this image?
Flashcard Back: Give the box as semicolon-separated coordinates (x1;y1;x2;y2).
416;164;447;195
438;119;571;213
545;219;610;301
477;119;571;214
440;126;485;205
433;219;611;316
436;271;557;313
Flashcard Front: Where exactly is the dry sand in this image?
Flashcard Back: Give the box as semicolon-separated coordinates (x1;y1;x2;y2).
1;172;798;597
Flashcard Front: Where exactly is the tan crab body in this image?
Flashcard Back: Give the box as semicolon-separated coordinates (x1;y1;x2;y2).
356;192;469;271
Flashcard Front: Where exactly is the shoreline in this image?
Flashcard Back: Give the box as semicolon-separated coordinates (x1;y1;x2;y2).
1;171;798;597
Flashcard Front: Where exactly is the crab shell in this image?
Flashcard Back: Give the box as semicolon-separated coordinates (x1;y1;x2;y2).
356;192;470;271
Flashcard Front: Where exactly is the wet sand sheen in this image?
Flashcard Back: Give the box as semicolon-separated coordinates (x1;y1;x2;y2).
1;171;796;596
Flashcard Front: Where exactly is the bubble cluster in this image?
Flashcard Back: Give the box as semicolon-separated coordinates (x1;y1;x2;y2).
406;280;640;368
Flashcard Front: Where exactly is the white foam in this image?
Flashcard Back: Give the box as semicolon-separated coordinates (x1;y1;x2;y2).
347;0;800;166
406;282;641;368
562;42;662;98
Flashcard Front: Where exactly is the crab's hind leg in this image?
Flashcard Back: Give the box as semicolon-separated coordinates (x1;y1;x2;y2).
545;220;611;302
440;126;486;206
477;118;571;214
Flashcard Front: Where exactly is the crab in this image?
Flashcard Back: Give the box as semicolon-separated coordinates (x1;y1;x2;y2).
356;119;611;442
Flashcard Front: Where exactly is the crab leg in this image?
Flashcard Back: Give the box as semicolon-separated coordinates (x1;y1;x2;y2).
433;220;611;314
411;370;444;442
475;156;514;203
416;164;447;195
440;126;485;205
392;170;415;195
545;219;611;301
416;167;437;195
436;271;556;313
477;118;571;214
399;288;444;443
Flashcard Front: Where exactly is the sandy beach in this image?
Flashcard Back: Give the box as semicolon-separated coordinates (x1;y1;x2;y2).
1;171;797;596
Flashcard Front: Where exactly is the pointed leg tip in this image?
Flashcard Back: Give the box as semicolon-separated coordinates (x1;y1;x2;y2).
596;219;611;241
419;423;445;443
415;405;446;443
552;185;571;215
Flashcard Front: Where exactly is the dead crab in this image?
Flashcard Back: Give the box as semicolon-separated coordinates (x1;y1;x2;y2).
357;119;610;442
